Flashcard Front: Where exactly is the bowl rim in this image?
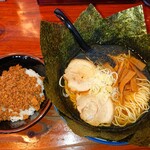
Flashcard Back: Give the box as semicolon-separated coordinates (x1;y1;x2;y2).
86;136;128;146
0;53;51;133
0;52;43;62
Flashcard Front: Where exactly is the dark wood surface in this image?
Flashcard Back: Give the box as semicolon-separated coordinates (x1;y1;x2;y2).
0;0;150;149
37;0;138;5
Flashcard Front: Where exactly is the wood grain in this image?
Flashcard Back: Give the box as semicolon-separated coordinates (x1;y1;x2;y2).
0;0;150;149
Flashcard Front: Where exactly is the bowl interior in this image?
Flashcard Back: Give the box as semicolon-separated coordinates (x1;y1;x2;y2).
0;54;51;133
59;45;150;132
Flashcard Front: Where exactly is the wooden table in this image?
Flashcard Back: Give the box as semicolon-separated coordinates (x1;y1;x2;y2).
0;0;150;149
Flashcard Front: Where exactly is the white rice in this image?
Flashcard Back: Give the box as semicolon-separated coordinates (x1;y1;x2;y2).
10;107;35;122
25;69;44;97
9;69;44;122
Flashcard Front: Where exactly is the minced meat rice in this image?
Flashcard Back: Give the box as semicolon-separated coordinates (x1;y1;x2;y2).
0;64;45;122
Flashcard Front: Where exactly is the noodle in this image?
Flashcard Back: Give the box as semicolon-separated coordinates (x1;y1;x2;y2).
112;79;150;127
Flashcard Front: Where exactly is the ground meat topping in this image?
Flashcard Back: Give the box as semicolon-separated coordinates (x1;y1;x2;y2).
0;64;45;121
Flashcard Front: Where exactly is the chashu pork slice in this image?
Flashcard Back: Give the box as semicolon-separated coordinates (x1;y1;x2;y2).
64;59;96;92
76;94;114;126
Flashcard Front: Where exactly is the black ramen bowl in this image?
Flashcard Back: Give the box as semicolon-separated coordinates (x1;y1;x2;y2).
57;45;150;145
59;45;150;132
0;53;51;133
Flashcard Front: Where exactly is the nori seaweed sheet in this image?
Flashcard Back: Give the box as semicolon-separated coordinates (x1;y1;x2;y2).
40;4;150;146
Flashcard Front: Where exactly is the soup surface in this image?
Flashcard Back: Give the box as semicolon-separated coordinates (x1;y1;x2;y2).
60;53;150;127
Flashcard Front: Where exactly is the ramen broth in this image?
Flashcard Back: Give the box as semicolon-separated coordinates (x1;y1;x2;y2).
59;52;150;127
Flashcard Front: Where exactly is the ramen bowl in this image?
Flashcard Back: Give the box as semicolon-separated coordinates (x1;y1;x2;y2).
40;4;150;146
0;53;51;133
